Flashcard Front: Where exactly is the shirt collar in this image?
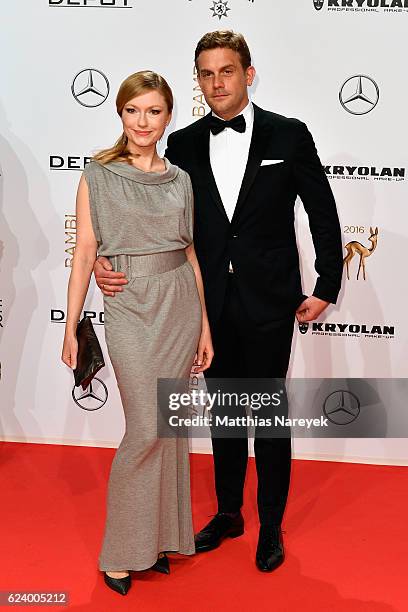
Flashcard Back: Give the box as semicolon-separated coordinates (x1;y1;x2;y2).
211;100;254;129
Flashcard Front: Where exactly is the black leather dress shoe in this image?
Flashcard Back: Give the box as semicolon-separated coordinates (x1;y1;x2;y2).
256;525;285;572
195;512;244;552
103;572;131;595
151;552;170;575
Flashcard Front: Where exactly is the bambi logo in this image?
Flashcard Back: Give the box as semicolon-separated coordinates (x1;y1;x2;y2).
343;226;378;281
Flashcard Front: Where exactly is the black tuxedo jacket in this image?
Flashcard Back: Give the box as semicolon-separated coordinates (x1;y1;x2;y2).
165;103;343;328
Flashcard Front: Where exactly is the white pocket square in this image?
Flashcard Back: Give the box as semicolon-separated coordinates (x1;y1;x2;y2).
261;159;284;166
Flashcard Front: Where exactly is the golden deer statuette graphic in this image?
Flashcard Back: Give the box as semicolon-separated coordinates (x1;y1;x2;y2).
343;226;378;280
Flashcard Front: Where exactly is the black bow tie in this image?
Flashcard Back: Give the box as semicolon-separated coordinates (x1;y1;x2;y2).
210;114;246;135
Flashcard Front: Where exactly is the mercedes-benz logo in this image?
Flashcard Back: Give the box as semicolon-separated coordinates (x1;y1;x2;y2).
72;377;108;411
339;75;379;115
313;0;324;10
323;390;360;425
71;68;110;108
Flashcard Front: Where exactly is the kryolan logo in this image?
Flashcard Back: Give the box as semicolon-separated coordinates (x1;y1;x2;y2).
313;0;324;9
299;322;309;335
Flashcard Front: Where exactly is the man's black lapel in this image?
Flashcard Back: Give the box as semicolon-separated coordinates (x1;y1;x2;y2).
231;104;274;223
195;113;230;223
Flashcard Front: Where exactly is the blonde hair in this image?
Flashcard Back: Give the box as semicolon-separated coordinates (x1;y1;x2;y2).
93;70;173;165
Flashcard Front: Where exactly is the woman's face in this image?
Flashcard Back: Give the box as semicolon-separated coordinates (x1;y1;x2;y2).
121;90;171;151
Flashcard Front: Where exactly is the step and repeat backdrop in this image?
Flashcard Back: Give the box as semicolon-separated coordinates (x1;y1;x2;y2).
1;0;407;464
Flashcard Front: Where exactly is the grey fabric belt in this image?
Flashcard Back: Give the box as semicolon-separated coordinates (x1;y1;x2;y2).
108;249;187;278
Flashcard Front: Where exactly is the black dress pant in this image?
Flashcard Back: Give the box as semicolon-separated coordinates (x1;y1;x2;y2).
205;274;295;527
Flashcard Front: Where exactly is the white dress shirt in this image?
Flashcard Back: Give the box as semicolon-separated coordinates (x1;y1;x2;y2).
209;100;254;223
209;100;254;272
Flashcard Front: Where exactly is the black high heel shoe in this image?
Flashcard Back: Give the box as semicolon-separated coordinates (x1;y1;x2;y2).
151;552;170;575
103;571;131;595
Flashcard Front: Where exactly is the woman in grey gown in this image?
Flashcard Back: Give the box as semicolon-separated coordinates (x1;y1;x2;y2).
61;71;213;596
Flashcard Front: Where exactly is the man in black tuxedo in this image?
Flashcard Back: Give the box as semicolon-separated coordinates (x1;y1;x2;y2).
94;30;343;572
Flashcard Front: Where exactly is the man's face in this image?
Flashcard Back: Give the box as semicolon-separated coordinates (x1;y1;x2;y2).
196;47;255;120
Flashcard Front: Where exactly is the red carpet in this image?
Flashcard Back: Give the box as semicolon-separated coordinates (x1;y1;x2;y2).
1;441;407;611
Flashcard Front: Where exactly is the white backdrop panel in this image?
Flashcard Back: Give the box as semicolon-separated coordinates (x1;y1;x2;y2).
1;0;407;464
